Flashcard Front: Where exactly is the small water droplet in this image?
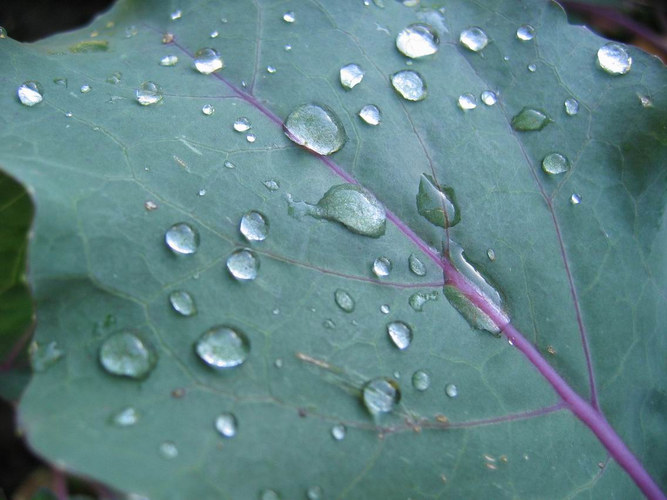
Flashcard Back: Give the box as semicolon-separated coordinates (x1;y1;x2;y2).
0;27;6;39
165;222;199;254
284;103;347;155
564;98;579;116
638;94;653;108
417;173;460;228
570;193;582;205
362;377;401;415
261;490;281;500
170;9;182;21
597;42;632;75
408;253;427;276
396;23;439;58
459;26;488;52
527;63;537;72
445;383;458;398
480;90;497;106
331;424;346;441
391;70;427;101
110;407;140;427
226;249;260;281
80;84;92;94
159;441;178;459
274;357;284;368
284;44;292;51
409;291;438;311
195;325;250;369
99;331;157;379
359;104;381;125
215;413;238;438
339;63;365;89
323;318;336;330
387;321;413;349
283;11;295;23
194;48;224;74
487;248;496;261
159;54;179;66
372;256;392;278
516;24;535;41
198;188;206;196
144;200;158;211
412;370;430;391
135;81;163;106
17;81;44;106
202;104;215;115
306;486;323;500
458;93;477;110
511;107;550;131
240;210;269;242
224;160;236;169
246;133;256;143
65;111;73;118
169;290;197;316
233;117;251;132
542;153;570;175
29;340;64;372
334;289;355;313
380;304;390;314
209;30;219;38
266;65;277;74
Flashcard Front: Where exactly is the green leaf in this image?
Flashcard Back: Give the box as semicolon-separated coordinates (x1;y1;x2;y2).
1;0;665;498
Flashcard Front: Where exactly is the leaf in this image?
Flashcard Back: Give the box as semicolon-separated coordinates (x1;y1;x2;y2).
1;0;665;498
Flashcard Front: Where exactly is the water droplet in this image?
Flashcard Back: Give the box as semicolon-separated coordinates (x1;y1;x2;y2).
339;63;365;89
240;210;269;242
527;63;537;73
542;153;570;175
80;84;92;94
110;406;140;427
459;26;488;52
135;81;163;106
390;70;427;101
362;377;401;415
380;304;390;314
274;357;284;368
408;253;427;276
195;325;250;369
202;104;215;115
165;222;199;255
322;318;336;329
159;441;178;459
372;256;392;278
638;94;653;108
516;24;535;41
334;289;355;313
17;81;44;106
266;65;277;74
170;9;182;21
226;249;259;281
458;93;477;110
0;27;6;39
409;291;438;311
169;290;197;316
417;173;460;228
246;133;256;143
331;424;346;441
284;103;347;155
199;189;207;196
210;30;219;38
359;104;381;125
396;23;439;58
29;340;64;372
215;413;238;438
99;331;157;379
284;44;292;51
65;111;73;118
597;42;632;75
445;383;458;398
193;48;224;74
487;248;496;261
306;486;323;500
480;90;497;106
412;370;430;391
162;32;174;44
564;98;579;116
159;54;179;66
224;160;236;169
570;193;582;205
511;107;550;131
144;200;158;211
283;11;295;23
387;321;413;349
263;179;280;191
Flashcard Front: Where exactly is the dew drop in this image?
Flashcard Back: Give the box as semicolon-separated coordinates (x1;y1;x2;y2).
17;81;44;106
396;23;439;58
284;44;292;51
312;183;386;237
215;413;238;438
210;30;219;38
362;377;401;415
570;193;582;205
511;107;550;131
195;325;250;369
135;81;163;106
408;253;427;276
564;98;579;116
597;42;632;75
110;406;140;427
322;318;336;329
487;248;496;261
261;490;281;500
638;94;653;108
387;321;413;349
144;200;158;211
380;304;390;314
334;289;355;313
169;290;197;316
274;357;284;368
263;179;280;191
541;153;570;175
481;90;497;106
372;256;392;278
0;27;6;39
170;9;182;21
359;104;381;125
284;103;347;155
159;54;179;66
193;48;224;74
527;63;537;72
516;24;535;41
266;65;277;74
409;291;438;312
458;93;477;110
240;210;269;242
29;340;64;372
306;486;323;500
80;84;92;94
417;173;460;228
246;133;256;143
226;249;259;281
202;104;215;115
445;383;458;398
165;222;199;255
391;70;427;101
159;441;178;459
224;160;236;169
233;117;251;132
162;32;174;43
340;63;365;89
331;424;346;441
459;26;488;52
412;370;430;391
99;331;157;379
282;11;295;23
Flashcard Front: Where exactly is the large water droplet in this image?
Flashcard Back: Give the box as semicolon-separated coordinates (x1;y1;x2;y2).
233;117;251;132
306;486;323;500
408;253;427;276
409;291;438;311
597;42;632;75
17;81;44;106
165;222;199;255
516;24;535;41
417;173;460;228
135;81;163;106
396;23;439;58
387;321;413;349
445;383;458;398
359;104;381;125
194;48;224;74
391;70;427;101
226;249;259;281
169;290;197;316
481;90;497;106
564;98;579;116
284;104;347;155
110;406;140;427
511;107;550;131
159;441;178;459
99;331;157;379
458;93;477;110
412;370;430;391
160;54;179;66
334;289;355;313
362;377;401;415
29;340;64;372
340;63;365;89
459;27;488;52
541;153;570;175
310;184;386;237
240;210;269;242
195;325;250;369
331;424;346;441
215;413;238;438
372;256;392;278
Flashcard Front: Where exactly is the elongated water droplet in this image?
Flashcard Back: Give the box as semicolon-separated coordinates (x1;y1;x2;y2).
597;42;632;75
481;90;497;106
284;103;347;155
359;104;381;125
334;289;355;313
362;377;401;415
165;222;199;254
159;441;178;459
226;249;259;281
202;104;215;115
194;48;224;74
564;98;579;116
412;370;430;391
391;70;427;101
17;81;44;106
445;383;458;398
224;160;236;169
459;27;488;52
372;256;392;277
409;291;438;311
409;253;427;276
340;63;364;89
458;93;477;110
380;304;390;314
99;331;157;379
331;423;346;441
322;318;336;329
135;81;163;106
387;321;412;349
570;193;582;205
160;54;179;66
263;179;280;191
170;9;182;20
110;407;140;427
511;107;550;131
516;24;535;41
169;290;197;316
240;211;269;242
417;173;460;228
234;117;251;132
396;23;439;58
29;340;64;372
487;248;496;261
542;153;570;175
266;65;277;74
215;413;238;438
283;11;295;23
195;325;250;369
306;486;323;500
314;184;386;237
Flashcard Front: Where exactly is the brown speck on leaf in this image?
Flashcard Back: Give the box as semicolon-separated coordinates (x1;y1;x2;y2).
162;32;174;43
435;414;449;425
171;388;185;398
298;408;307;418
547;345;557;355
